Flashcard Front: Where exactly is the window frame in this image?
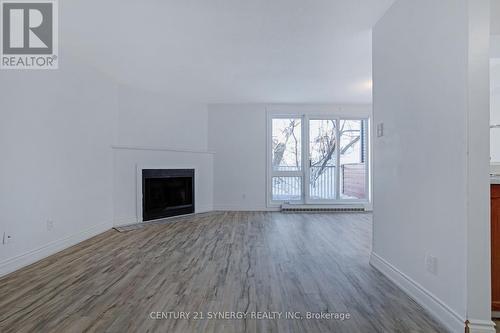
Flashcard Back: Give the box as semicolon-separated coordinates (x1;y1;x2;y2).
267;114;306;204
267;111;371;208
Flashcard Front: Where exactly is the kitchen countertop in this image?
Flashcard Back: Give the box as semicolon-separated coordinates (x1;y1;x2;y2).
492;176;500;185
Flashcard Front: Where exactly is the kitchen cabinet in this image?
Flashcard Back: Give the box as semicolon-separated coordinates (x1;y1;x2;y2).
492;185;500;311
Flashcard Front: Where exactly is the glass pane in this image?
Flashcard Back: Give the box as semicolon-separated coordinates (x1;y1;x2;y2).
309;119;337;200
272;177;302;201
339;120;367;200
272;118;302;171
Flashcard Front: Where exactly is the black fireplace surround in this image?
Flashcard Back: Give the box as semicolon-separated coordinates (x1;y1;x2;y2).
142;169;194;221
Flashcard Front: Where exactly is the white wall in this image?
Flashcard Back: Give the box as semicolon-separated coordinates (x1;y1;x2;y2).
491;57;500;163
113;86;213;225
372;0;492;332
492;0;500;35
208;104;371;211
208;104;268;210
0;57;118;276
466;1;492;326
116;85;208;151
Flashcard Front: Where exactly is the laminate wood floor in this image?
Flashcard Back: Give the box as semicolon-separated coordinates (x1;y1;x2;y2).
0;212;448;333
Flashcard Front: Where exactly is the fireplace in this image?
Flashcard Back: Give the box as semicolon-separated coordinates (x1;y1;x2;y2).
142;169;194;221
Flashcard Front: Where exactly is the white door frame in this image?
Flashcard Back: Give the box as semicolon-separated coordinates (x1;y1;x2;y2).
305;115;339;204
266;109;371;208
266;113;306;205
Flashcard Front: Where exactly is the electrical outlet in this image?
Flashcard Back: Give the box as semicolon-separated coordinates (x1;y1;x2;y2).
425;254;438;275
377;122;384;137
2;232;12;245
46;220;54;231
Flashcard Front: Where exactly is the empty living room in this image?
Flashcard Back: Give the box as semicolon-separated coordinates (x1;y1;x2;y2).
1;0;499;332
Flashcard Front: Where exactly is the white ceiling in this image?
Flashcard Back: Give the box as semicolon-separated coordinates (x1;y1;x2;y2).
64;0;394;104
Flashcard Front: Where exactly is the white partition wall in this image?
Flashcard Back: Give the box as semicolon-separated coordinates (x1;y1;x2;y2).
371;0;492;332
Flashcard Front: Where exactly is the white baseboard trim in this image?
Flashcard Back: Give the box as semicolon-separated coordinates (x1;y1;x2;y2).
0;221;111;278
369;252;465;333
196;205;213;214
213;205;280;212
466;319;496;333
113;216;140;227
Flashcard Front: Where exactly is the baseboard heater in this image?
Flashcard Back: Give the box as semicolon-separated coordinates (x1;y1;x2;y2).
280;204;365;213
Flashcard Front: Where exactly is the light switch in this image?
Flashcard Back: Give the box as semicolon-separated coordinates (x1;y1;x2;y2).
425;254;438;275
377;122;384;137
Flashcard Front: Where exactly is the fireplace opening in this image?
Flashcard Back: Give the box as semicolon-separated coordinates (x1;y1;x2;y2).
142;169;194;221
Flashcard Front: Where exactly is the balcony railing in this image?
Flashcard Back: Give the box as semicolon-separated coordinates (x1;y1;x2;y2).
272;163;366;201
272;176;302;201
310;165;336;199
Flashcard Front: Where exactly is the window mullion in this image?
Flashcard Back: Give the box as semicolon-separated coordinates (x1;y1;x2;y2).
335;118;341;201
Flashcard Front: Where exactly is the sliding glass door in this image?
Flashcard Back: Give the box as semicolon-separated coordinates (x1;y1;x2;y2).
269;115;369;205
308;119;337;201
270;117;303;201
